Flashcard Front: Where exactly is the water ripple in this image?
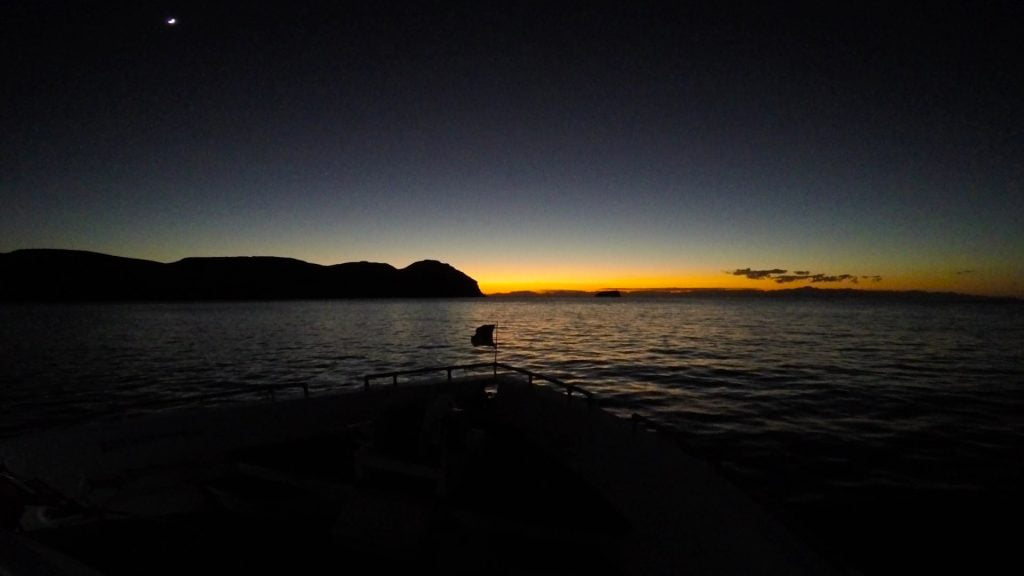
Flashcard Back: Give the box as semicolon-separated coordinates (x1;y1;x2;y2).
1;299;1022;572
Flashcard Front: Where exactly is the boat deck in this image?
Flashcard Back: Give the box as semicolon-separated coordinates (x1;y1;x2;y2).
1;365;838;575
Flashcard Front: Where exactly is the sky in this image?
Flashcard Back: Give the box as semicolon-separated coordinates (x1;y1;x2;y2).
3;1;1022;296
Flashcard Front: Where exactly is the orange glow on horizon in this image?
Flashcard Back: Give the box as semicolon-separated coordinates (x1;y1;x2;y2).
471;268;1022;297
476;272;803;294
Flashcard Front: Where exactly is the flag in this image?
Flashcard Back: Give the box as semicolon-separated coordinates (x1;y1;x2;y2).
471;324;496;347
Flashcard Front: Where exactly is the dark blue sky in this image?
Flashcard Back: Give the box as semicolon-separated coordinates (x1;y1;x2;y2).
3;1;1022;294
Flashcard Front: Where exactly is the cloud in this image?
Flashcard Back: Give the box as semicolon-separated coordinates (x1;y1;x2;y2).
771;275;809;284
731;268;788;280
809;274;857;283
730;268;880;285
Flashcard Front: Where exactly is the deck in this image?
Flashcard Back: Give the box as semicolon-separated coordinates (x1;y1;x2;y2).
1;363;838;575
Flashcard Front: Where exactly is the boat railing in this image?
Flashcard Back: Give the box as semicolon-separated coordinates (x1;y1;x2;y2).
494;362;595;406
362;362;495;390
361;362;594;406
361;363;680;444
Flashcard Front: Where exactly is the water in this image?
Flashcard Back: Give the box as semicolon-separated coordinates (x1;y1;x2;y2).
2;297;1023;573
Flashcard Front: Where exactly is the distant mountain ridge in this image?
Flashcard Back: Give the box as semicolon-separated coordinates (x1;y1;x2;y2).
0;249;483;300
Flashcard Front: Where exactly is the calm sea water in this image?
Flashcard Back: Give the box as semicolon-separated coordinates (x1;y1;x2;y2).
2;297;1023;573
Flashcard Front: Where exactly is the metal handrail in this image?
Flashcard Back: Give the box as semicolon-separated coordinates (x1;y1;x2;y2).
362;362;497;390
494;363;594;405
361;361;594;406
363;363;682;443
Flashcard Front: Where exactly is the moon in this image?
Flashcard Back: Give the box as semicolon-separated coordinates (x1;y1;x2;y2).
166;18;177;26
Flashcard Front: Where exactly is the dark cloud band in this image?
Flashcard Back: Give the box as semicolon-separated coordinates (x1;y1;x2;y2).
731;268;881;284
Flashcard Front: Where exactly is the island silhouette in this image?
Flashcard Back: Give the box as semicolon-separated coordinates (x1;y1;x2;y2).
2;249;1018;303
0;249;483;301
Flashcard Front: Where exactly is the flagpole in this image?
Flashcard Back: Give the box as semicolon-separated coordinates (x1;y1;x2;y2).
493;323;498;375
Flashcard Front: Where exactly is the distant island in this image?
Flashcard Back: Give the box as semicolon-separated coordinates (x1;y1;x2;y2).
594;290;622;298
488;286;1019;303
0;249;483;301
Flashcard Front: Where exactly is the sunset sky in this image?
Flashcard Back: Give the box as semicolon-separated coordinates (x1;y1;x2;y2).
3;1;1022;296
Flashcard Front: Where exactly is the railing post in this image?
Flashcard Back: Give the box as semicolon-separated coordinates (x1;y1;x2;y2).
303;383;309;399
392;374;398;387
447;368;452;382
566;386;573;404
364;376;370;391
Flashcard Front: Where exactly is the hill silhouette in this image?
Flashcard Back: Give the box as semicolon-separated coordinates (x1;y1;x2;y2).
0;250;483;301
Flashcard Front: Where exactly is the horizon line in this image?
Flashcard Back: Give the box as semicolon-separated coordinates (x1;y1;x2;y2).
481;286;1021;301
